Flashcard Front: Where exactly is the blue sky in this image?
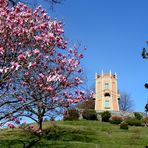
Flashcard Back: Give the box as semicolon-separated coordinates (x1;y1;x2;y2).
40;0;148;112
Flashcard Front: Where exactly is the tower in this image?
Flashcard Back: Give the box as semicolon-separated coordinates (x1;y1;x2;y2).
95;71;120;111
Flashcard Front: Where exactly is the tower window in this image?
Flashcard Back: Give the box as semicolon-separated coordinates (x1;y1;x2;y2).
104;93;110;97
104;83;109;89
104;100;110;108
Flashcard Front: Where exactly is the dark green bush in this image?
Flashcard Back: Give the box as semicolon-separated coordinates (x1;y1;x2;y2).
110;116;123;124
134;112;143;120
120;122;128;130
126;118;142;126
63;109;79;121
101;111;111;122
82;109;97;120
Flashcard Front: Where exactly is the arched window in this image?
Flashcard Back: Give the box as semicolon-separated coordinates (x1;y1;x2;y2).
104;93;110;97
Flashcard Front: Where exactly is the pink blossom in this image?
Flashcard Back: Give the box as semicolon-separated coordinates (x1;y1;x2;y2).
25;71;30;76
68;48;73;53
18;96;26;103
47;74;61;82
28;125;34;129
75;90;79;94
78;54;84;58
28;62;32;68
0;47;4;54
74;77;83;84
10;117;15;121
28;62;37;68
76;96;82;100
39;84;43;87
39;73;44;79
80;91;85;95
11;62;20;70
18;54;26;61
48;33;55;39
2;67;9;73
34;36;42;41
46;86;54;92
57;28;64;34
73;100;78;103
74;60;79;67
90;91;94;97
21;98;26;103
77;68;82;73
33;49;40;54
30;77;34;81
8;123;15;129
68;58;74;65
22;81;28;86
26;52;32;58
15;119;20;124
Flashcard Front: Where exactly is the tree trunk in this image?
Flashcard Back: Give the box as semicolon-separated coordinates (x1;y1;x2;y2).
38;117;43;131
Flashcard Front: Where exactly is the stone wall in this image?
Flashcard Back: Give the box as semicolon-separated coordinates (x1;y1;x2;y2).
96;110;146;121
79;109;146;121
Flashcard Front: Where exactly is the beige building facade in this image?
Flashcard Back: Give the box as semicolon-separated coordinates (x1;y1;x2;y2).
95;71;120;111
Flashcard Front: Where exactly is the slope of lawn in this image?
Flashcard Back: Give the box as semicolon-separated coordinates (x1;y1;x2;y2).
0;120;148;148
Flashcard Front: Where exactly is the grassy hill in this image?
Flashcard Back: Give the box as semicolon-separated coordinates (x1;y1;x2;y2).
0;120;148;148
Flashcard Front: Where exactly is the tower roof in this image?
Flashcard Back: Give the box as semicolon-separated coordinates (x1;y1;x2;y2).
96;73;117;79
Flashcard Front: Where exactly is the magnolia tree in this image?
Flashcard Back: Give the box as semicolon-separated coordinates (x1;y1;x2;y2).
0;0;91;131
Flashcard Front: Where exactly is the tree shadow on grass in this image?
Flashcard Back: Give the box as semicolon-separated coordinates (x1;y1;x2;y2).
0;139;49;148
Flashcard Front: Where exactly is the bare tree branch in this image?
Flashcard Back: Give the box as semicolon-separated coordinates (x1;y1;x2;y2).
8;0;65;8
119;92;134;111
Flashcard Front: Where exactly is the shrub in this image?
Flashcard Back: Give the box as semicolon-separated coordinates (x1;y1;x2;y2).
126;118;142;126
120;122;128;130
101;111;111;122
144;117;148;123
134;112;143;120
110;116;123;124
82;109;97;120
63;109;79;121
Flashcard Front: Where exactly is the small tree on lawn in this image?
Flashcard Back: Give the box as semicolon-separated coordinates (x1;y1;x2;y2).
0;0;90;131
119;92;134;111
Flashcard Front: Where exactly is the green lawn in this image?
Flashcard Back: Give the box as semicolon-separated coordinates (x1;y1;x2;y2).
0;120;148;148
